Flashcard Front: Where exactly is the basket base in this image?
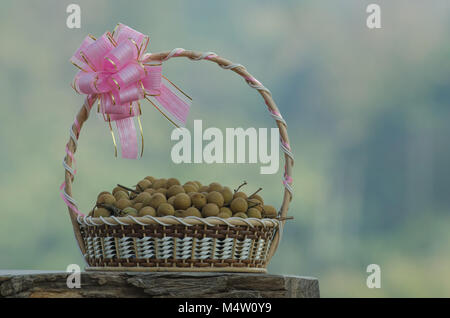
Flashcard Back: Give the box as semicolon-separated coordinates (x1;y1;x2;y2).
85;266;267;273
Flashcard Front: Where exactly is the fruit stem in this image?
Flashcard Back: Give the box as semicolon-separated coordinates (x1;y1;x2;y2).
248;201;262;209
234;181;247;193
98;203;123;216
117;184;140;194
249;187;262;198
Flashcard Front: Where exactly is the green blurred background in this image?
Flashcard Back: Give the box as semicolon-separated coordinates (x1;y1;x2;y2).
1;0;449;297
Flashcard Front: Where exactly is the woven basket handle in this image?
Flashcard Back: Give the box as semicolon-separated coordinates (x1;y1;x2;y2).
63;49;294;262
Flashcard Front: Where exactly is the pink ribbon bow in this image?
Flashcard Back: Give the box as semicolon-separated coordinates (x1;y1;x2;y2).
70;23;191;158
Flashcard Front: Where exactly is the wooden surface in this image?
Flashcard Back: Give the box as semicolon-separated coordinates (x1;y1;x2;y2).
0;270;319;298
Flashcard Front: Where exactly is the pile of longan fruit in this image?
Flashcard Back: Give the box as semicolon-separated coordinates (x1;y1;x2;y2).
90;177;278;220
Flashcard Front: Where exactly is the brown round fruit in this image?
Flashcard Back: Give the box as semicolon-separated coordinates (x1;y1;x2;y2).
191;193;207;209
134;192;152;205
217;212;231;218
168;195;176;206
144;188;155;195
247;208;262;219
112;187;126;195
207;191;224;207
247;198;262;211
249;194;264;205
167;185;185;198
233;191;247;200
114;190;129;201
221;187;233;205
97;191;110;199
167;178;181;188
137;179;152;191
133;202;144;211
97;193;116;205
155;188;167;196
174;210;184;217
152;178;168;189
202;203;220;217
198;185;209;192
230;197;248;213
149;193;167;209
193;181;202;188
263;205;277;218
139;206;156;217
219;207;233;217
174;193;191;210
233;212;248;218
94;208;110;217
144;176;156;183
183;207;202;217
122;207;138;217
183;183;197;194
208;182;223;192
157;203;175;216
115;198;132;210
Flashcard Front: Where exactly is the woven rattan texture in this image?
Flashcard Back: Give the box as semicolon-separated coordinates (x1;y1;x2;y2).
81;223;275;268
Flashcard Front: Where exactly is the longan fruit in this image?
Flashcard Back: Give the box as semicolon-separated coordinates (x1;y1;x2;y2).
133;202;144;211
155;188;167;196
122;207;138;216
183;207;202;217
233;191;247;200
219;207;233;218
114;190;129;201
139;206;156;217
191;193;207;209
168;195;176;206
167;185;185;198
202;203;219;217
144;176;156;183
157;203;175;216
199;185;209;193
174;193;191;210
112;187;125;195
186;181;199;188
97;191;110;199
97;193;116;205
230;197;248;213
208;182;223;192
220;187;233;205
233;212;248;218
137;179;152;191
217;212;231;218
94;208;110;217
149;193;167;209
249;194;264;205
247;208;262;219
247;198;263;211
263;205;278;218
134;192;152;205
193;181;202;188
115;198;132;210
167;178;181;188
144;188;155;195
183;183;197;194
152;178;168;189
174;210;184;217
207;191;224;207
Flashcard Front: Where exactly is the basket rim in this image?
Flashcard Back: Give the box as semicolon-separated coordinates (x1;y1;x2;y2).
78;215;280;228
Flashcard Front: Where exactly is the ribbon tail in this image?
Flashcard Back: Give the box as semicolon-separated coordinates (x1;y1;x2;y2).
115;117;138;159
146;77;191;128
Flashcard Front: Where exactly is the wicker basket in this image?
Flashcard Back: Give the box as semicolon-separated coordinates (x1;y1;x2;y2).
63;49;294;273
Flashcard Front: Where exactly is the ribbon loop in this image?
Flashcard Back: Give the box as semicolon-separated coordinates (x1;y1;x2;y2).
70;24;192;159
